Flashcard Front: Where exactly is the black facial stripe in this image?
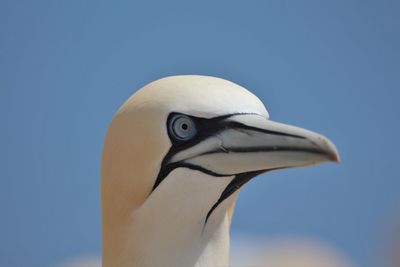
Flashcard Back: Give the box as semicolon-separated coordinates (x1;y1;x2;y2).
152;112;258;192
205;170;266;225
204;168;286;225
177;163;232;177
153;162;232;192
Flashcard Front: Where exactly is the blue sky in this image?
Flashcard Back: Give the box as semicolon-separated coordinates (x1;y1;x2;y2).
1;1;399;266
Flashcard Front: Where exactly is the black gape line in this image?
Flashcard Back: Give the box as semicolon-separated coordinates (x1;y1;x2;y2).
151;112;310;225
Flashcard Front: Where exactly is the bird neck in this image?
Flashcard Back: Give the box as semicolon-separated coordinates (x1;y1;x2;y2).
102;169;237;267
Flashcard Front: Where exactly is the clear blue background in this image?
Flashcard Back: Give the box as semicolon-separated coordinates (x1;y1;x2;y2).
1;1;399;266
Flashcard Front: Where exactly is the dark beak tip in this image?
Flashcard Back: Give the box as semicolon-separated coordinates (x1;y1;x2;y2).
332;153;341;164
326;148;340;164
317;137;340;164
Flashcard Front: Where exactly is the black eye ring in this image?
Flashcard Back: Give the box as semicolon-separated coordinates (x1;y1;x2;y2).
168;114;197;141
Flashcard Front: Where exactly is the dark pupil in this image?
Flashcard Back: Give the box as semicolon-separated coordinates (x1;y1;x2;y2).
181;123;188;130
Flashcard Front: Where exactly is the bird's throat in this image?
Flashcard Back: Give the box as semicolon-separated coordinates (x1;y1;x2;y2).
103;168;236;267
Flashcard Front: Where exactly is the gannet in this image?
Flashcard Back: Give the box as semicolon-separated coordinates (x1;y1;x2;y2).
101;75;339;267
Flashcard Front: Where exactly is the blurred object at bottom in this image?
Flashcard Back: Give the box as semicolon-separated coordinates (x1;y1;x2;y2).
230;235;355;267
57;257;101;267
58;235;356;267
381;212;400;267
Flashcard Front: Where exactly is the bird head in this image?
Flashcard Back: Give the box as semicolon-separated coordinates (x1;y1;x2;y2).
101;75;339;266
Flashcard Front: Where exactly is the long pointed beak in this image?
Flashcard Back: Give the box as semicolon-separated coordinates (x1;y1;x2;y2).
169;114;339;176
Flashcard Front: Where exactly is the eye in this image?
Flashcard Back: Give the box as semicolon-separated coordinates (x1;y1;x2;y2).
169;114;197;141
